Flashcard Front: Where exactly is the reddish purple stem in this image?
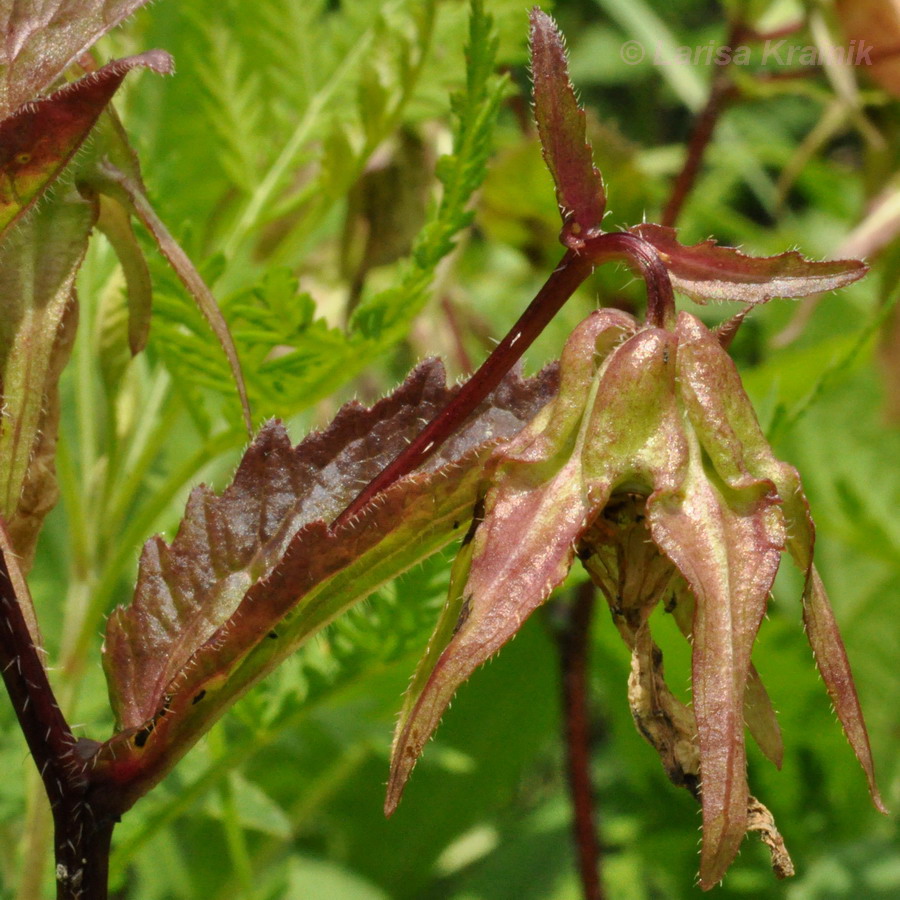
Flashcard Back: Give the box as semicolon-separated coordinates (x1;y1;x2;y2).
330;231;674;529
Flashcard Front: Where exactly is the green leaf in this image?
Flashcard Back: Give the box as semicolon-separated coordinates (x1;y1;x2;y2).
0;190;95;570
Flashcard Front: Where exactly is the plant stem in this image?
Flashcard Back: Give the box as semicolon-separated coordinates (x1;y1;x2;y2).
0;546;120;900
330;248;593;528
331;230;675;528
553;582;604;900
661;74;734;228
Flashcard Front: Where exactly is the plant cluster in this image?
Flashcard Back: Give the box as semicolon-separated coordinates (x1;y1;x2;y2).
0;1;894;898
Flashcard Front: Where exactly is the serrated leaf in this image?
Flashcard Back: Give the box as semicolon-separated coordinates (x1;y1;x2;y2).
0;189;95;570
0;0;157;116
631;223;868;304
0;51;173;240
529;8;605;239
96;361;557;808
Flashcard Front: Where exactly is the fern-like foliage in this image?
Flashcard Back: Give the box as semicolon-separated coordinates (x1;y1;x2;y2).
149;0;506;427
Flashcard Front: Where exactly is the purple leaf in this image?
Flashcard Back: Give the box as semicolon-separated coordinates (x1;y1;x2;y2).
0;51;172;239
668;580;783;769
631;223;868;304
0;0;157;116
530;8;605;244
96;362;556;805
802;566;887;814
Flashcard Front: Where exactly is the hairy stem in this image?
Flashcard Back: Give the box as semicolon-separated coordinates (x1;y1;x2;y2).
332;230;675;527
331;248;593;527
0;546;117;899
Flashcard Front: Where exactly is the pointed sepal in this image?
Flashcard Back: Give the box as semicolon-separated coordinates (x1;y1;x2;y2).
386;310;636;810
802;566;887;814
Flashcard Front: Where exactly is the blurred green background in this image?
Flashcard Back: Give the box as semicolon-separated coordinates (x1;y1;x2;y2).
1;0;897;897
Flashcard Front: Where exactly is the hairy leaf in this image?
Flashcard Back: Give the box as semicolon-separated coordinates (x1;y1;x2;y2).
0;189;95;570
88;159;253;433
530;8;605;243
631;224;868;304
0;0;155;115
0;51;172;240
668;581;783;770
801;566;887;815
97;361;557;807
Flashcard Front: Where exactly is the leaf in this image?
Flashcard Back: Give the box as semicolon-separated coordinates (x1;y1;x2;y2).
95;194;153;355
529;8;605;241
90;159;253;434
631;223;868;304
0;189;95;570
667;581;783;770
802;566;887;814
0;50;173;240
0;0;157;116
96;361;557;808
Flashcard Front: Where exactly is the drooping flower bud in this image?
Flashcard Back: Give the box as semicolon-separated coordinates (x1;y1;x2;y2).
387;307;884;888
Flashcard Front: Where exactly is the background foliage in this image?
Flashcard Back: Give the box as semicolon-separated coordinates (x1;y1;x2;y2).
1;0;897;897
